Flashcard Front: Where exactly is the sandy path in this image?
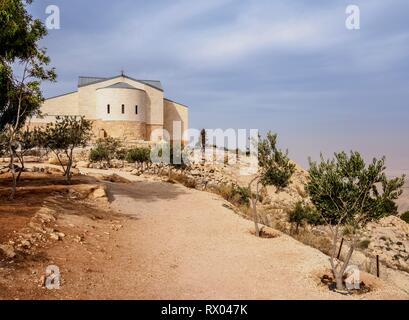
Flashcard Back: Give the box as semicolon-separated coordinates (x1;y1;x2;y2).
98;178;406;300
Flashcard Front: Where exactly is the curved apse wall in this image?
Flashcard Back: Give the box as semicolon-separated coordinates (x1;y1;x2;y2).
96;86;146;122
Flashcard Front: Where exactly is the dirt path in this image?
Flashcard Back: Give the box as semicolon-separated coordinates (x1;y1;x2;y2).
90;177;407;299
3;164;408;299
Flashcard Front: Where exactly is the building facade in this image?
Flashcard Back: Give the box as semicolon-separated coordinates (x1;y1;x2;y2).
30;74;189;143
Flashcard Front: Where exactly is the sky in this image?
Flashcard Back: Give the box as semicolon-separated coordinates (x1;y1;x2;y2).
29;0;409;173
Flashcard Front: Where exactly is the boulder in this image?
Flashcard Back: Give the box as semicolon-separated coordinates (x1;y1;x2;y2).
90;186;107;199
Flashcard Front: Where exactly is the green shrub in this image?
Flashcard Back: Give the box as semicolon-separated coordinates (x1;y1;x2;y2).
89;146;109;162
90;137;122;163
401;211;409;224
288;201;321;233
125;147;151;164
116;148;127;161
216;184;251;207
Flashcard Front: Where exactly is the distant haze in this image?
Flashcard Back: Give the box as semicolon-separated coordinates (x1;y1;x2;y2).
30;0;409;174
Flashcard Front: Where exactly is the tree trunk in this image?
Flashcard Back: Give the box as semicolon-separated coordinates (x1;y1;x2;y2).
65;149;73;184
330;229;357;291
248;176;260;237
251;197;260;237
8;144;16;200
335;273;344;291
16;153;24;182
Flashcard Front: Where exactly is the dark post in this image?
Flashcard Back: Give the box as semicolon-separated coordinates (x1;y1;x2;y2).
376;255;380;278
337;238;344;259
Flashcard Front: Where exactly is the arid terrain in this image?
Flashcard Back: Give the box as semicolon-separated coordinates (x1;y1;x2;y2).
1;165;408;300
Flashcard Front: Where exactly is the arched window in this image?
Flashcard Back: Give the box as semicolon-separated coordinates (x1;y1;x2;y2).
121;104;125;114
107;104;110;114
135;105;138;114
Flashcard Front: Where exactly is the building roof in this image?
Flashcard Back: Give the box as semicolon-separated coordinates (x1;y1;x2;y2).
78;74;163;91
164;98;189;109
98;82;141;90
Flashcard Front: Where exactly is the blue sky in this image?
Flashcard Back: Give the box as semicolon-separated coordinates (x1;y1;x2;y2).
29;0;409;172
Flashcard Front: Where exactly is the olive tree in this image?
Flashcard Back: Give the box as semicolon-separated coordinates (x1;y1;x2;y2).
0;0;56;199
38;116;92;183
249;132;296;237
14;127;38;181
306;151;405;290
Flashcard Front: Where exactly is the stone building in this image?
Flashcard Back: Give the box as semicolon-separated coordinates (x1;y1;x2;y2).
30;73;189;143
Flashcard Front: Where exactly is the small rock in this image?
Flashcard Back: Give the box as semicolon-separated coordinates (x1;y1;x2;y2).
49;233;61;241
19;240;31;248
57;232;66;239
0;244;16;259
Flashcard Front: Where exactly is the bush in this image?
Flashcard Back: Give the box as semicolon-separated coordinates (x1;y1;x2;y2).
401;211;409;224
125;147;151;164
116;148;127;161
288;201;321;233
90;137;122;164
216;184;251;207
89;147;109;163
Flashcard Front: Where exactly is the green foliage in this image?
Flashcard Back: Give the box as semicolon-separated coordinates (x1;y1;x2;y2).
39;116;92;152
0;0;56;131
89;147;108;163
306;151;405;229
288;201;322;232
37;116;93;182
0;130;8;156
306;151;406;290
0;0;47;62
231;185;251;206
125;147;151;164
16;127;37;153
217;184;251;207
89;137;123;164
258;132;296;191
401;211;409;224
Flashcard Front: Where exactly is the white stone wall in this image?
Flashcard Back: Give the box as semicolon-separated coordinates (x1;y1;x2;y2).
96;87;146;122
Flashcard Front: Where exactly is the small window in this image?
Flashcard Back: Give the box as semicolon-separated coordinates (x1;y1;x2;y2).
121;104;125;114
135;105;138;114
107;104;110;114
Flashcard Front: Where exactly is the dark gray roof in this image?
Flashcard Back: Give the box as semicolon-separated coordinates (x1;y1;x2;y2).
78;75;163;91
164;98;189;108
138;80;163;91
78;77;106;87
98;82;141;90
